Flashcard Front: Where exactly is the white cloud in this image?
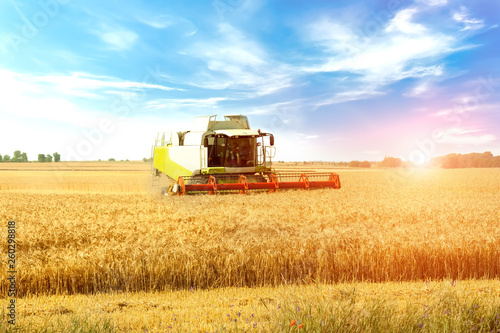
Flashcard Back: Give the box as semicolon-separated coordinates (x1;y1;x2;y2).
313;87;384;108
247;100;305;115
438;128;495;145
299;5;460;106
0;68;183;127
137;14;197;36
183;23;292;97
0;70;181;100
303;12;452;82
307;19;360;53
386;8;427;34
452;6;485;31
405;81;431;98
417;0;447;6
434;102;499;118
94;25;138;51
304;33;449;81
145;97;229;110
37;72;181;97
0;70;97;126
138;14;175;29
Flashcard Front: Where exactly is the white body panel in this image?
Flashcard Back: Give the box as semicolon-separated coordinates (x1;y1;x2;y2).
184;131;204;146
193;115;216;131
169;146;205;172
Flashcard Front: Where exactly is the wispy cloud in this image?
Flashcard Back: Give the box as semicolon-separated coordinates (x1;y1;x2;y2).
405;81;431;98
0;70;181;100
297;133;319;140
300;5;460;106
0;68;183;125
304;14;451;80
137;14;197;36
313;87;385;109
145;97;229;109
247;100;306;115
182;23;292;97
0;69;96;126
138;14;175;29
93;25;138;51
439;128;495;145
36;72;181;96
417;0;448;6
434;102;499;117
385;8;427;34
453;6;485;31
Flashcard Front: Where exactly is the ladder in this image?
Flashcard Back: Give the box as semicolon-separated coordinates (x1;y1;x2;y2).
150;145;160;189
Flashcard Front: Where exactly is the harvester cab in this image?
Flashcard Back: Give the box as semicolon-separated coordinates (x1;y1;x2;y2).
151;115;340;195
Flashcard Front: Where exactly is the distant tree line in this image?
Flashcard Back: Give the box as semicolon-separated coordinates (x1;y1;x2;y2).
431;152;500;168
379;156;403;168
349;160;371;168
1;151;26;162
0;150;28;162
37;153;61;162
0;151;61;162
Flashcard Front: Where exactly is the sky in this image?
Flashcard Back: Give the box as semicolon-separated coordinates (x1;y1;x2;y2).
0;0;499;163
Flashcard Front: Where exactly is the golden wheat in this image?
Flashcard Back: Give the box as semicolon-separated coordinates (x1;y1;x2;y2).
0;164;499;297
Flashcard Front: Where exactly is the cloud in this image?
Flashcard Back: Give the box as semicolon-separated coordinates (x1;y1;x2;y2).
302;9;453;84
313;86;385;109
0;68;183;126
93;25;138;51
301;134;319;140
385;8;427;34
417;0;447;6
145;97;229;110
247;100;305;115
0;69;96;126
434;102;499;118
438;128;495;145
306;18;360;53
0;70;181;100
304;28;450;80
405;81;431;98
297;4;469;107
452;6;485;31
183;23;292;97
37;72;181;97
138;14;176;29
137;14;197;36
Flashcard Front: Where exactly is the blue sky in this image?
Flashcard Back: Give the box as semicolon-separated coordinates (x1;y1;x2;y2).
0;0;499;162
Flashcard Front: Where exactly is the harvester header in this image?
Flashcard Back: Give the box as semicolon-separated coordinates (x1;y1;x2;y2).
151;115;340;195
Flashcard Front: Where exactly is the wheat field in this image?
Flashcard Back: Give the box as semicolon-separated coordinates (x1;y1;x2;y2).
0;162;499;331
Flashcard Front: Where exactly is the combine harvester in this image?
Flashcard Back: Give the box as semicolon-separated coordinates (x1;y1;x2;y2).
151;115;340;195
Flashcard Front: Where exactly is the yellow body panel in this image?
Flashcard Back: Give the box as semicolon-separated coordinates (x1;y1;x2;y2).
153;146;193;180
